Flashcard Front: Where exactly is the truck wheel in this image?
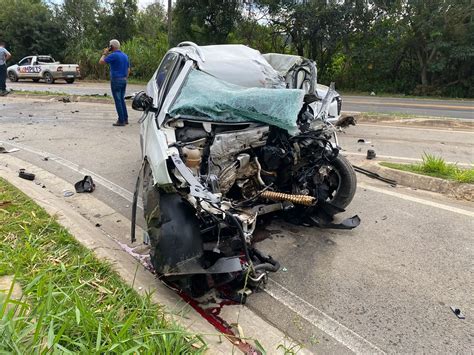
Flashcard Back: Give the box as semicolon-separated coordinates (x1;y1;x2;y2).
65;78;75;84
43;72;55;84
32;79;40;83
8;71;18;82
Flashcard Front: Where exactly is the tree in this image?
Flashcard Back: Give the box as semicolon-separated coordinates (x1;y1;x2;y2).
136;1;167;39
58;0;102;43
0;0;67;62
173;0;242;45
404;0;473;92
102;0;139;42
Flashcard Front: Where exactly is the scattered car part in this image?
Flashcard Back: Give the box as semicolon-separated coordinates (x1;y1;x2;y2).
367;149;376;159
63;190;74;197
74;175;96;193
18;169;35;181
450;306;465;319
352;165;397;186
0;146;20;154
334;115;357;128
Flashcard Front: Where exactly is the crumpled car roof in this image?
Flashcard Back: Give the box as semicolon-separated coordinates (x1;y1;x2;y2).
262;53;305;76
168;68;305;133
173;44;285;89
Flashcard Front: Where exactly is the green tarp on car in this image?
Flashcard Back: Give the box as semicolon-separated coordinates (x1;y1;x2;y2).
168;69;305;133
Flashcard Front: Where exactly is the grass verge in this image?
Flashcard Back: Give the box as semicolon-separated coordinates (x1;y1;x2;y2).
11;89;70;96
9;90;113;102
380;154;474;184
0;177;205;353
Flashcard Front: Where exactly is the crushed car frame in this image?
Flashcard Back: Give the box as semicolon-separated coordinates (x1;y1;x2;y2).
131;42;359;299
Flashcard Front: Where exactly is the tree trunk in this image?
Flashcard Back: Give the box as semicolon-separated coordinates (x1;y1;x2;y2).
167;0;172;46
416;49;429;87
420;64;428;87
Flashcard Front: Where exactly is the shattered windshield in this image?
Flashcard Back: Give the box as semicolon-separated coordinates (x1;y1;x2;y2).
168;69;305;132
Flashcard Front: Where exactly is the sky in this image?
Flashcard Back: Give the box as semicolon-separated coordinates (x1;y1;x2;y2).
138;0;166;9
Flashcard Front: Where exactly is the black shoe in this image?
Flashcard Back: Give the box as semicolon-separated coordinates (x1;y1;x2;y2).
0;90;8;96
113;121;125;126
125;121;129;125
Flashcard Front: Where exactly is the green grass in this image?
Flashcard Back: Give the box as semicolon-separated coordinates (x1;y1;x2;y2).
11;89;70;96
0;178;205;353
381;154;474;183
10;90;113;102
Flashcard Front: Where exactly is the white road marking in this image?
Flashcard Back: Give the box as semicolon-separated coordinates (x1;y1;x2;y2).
359;183;474;217
265;279;386;354
344;152;473;167
4;140;474;353
356;123;474;134
0;140;142;207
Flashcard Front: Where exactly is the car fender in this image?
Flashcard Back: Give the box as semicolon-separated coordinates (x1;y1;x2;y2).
143;114;173;186
7;64;18;73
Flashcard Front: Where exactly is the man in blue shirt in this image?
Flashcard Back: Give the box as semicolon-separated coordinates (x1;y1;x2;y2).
99;39;130;126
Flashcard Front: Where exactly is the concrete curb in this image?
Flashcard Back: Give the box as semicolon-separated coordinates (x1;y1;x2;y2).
358;161;474;202
9;93;112;104
0;154;308;354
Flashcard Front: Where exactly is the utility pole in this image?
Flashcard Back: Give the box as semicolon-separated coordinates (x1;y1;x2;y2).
167;0;172;46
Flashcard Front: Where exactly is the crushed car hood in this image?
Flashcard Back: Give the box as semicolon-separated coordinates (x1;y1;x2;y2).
168;68;305;133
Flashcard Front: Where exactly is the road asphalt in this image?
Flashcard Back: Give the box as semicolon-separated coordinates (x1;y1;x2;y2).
6;81;474;119
0;97;473;353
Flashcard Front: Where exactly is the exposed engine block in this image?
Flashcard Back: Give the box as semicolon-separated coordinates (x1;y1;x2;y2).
209;126;269;194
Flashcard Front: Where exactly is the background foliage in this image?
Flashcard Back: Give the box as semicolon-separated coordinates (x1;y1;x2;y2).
0;0;472;97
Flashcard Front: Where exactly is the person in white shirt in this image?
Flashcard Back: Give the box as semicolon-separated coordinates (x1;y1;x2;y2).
0;40;12;96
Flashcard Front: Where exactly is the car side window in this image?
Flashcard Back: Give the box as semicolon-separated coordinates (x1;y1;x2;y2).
18;58;32;66
156;53;178;92
38;56;54;64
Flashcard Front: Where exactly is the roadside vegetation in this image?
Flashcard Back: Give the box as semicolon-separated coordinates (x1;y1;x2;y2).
0;0;472;98
381;154;474;184
0;178;204;353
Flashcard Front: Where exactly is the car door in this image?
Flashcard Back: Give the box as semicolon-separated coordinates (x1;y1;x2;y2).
16;57;39;79
141;52;184;185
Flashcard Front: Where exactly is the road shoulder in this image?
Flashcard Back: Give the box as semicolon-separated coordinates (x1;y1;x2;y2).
0;154;308;355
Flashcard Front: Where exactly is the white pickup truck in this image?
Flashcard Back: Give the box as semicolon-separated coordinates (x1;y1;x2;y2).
7;55;81;84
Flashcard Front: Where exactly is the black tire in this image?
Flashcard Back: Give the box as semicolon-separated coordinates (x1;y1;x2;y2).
326;155;357;209
8;71;18;82
65;78;75;84
43;72;55;84
32;78;40;83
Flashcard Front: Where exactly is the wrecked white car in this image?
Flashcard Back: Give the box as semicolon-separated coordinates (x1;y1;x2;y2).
131;43;359;298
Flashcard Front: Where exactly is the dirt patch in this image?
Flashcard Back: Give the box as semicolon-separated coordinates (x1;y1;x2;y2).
0;275;23;303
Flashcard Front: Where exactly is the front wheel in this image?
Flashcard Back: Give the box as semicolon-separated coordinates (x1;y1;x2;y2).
43;72;55;84
8;71;18;82
324;155;357;209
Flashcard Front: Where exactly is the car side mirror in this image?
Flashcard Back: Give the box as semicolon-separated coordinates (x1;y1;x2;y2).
132;91;156;112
